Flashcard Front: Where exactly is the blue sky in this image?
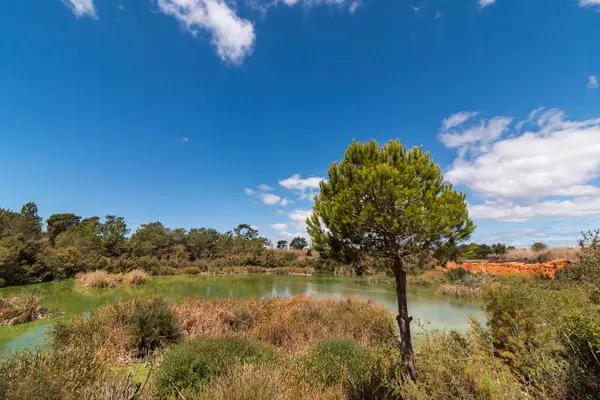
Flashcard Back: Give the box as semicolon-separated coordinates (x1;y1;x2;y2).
1;0;600;247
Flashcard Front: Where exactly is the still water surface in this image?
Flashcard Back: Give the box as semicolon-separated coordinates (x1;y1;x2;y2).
0;274;485;356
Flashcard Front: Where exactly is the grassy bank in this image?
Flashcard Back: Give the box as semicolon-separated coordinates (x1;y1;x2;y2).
0;284;598;399
0;292;62;326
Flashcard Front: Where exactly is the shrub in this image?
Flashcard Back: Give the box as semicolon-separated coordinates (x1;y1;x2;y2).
298;338;373;387
397;330;524;399
282;253;298;264
127;297;181;357
153;337;275;399
531;242;548;252
561;309;600;397
121;269;148;285
181;266;201;275
437;283;482;298
76;270;118;288
407;270;446;286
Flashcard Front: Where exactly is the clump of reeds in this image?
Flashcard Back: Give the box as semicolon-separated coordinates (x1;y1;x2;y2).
121;269;149;285
436;284;483;298
0;292;62;325
76;270;119;288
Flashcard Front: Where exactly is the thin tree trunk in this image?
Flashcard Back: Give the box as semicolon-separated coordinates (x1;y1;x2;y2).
393;256;416;381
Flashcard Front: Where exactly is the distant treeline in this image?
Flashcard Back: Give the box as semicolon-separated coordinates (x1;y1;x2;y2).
0;202;313;287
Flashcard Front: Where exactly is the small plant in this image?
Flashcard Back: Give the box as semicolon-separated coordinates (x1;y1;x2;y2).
153;337;274;399
531;242;548;252
227;309;253;332
127;297;181;357
121;269;148;285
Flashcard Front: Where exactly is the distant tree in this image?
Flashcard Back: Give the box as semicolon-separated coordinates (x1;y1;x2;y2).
475;244;492;259
290;237;308;250
47;213;81;245
187;228;221;259
129;222;173;257
434;240;460;267
234;224;259;241
100;215;129;257
308;140;473;380
531;242;548;252
0;208;23;239
19;202;42;240
491;243;507;259
276;240;288;249
56;216;102;254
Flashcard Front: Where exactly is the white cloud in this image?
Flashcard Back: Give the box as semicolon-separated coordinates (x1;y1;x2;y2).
182;137;189;142
439;116;513;148
441;111;478;131
289;209;312;230
348;0;361;13
280;198;289;206
269;223;288;231
62;0;97;18
258;184;273;191
244;188;254;195
279;174;326;199
589;75;599;89
580;0;600;6
276;210;284;216
469;197;600;222
478;0;496;8
157;0;255;64
261;193;281;205
440;108;600;221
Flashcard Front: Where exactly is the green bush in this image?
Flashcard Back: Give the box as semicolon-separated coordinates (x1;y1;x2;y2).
227;309;253;332
127;297;181;357
562;309;600;397
531;242;548;252
153;337;275;399
298;338;373;387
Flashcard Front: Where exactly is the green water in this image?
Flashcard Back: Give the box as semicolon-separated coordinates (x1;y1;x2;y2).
0;274;484;356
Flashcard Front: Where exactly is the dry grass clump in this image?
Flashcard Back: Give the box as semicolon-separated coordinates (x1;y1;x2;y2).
76;270;119;288
0;292;62;325
76;270;150;288
173;295;395;351
437;284;483;298
121;269;149;285
505;247;579;262
213;266;314;275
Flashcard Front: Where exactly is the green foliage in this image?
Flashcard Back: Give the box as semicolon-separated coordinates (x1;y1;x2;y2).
531;242;548;252
19;202;43;241
556;229;600;287
308;140;474;261
475;243;492;258
234;223;259;240
127;297;181;356
299;338;373;387
186;227;221;259
129;222;175;258
46;213;81;245
290;236;308;250
153;337;274;399
562;309;600;396
491;243;507;258
276;240;287;249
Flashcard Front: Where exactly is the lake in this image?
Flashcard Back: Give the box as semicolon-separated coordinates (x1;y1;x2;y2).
0;274;485;356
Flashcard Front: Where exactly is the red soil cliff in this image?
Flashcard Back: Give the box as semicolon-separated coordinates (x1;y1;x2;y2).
445;260;572;279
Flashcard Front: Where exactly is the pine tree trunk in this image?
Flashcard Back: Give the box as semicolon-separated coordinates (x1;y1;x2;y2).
393;256;416;381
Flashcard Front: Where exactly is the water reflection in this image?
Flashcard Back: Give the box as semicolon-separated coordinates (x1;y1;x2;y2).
0;274;485;356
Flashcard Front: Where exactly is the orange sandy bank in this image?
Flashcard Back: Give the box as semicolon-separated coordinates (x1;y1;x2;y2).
445;260;572;279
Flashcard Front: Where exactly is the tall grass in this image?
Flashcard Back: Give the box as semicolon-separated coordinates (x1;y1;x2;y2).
76;270;119;288
505;247;579;262
0;292;61;325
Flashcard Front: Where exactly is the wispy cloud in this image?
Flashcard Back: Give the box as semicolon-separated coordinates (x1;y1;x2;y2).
279;174;326;200
258;184;273;191
589;75;599;89
579;0;600;7
62;0;97;18
441;111;478;131
478;0;496;9
157;0;255;64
